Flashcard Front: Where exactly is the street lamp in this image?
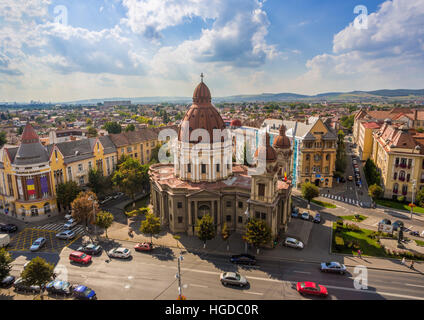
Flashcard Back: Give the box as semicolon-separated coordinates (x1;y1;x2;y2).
244;205;250;254
176;254;185;300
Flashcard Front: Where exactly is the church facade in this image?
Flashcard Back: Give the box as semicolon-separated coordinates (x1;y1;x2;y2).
149;79;293;240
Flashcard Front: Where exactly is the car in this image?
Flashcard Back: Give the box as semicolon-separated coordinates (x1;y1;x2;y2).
296;281;328;297
0;223;18;233
64;218;78;229
73;285;97;300
230;254;256;265
348;176;353;181
30;237;46;251
410;231;420;237
380;219;392;225
284;237;304;249
0;275;15;288
108;247;131;259
301;212;310;220
354;168;359;173
46;280;74;296
220;272;248;287
134;242;153;252
291;210;299;218
392;220;404;231
13;278;42;293
313;213;321;223
69;251;92;265
64;213;72;220
100;196;113;205
77;243;102;255
113;192;124;200
320;262;347;274
56;229;76;240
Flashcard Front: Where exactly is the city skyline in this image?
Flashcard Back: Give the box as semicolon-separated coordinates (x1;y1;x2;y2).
1;0;424;102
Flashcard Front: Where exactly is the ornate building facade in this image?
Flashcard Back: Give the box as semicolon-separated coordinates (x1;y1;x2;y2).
150;79;292;240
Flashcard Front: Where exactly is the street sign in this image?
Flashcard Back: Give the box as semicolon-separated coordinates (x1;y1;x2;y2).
316;174;321;178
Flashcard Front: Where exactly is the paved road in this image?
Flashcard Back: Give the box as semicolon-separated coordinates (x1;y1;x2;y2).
4;240;424;300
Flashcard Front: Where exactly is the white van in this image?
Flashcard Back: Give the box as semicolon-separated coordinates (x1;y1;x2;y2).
0;234;10;248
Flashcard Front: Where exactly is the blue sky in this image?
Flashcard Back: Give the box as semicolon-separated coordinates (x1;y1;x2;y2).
1;0;424;102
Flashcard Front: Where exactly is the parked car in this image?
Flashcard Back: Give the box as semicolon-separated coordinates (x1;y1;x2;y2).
13;278;42;293
73;285;97;300
64;213;72;220
100;196;113;205
77;243;102;255
380;219;392;225
108;247;131;259
297;281;328;297
392;220;405;231
64;218;78;229
230;254;256;265
301;212;310;221
30;237;46;251
46;280;74;296
0;223;18;233
410;231;420;237
113;192;124;200
69;251;92;265
220;272;248;287
0;275;15;288
134;242;153;252
56;230;76;240
291;210;299;218
284;237;304;249
320;262;347;274
313;213;321;224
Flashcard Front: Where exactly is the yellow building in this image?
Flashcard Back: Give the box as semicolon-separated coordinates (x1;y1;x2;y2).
357;121;381;161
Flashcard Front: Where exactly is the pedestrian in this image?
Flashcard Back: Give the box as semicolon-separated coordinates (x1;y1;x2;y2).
410;260;415;269
358;249;362;259
401;257;406;265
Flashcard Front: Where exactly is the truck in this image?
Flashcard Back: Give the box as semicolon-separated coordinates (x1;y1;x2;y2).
0;234;10;248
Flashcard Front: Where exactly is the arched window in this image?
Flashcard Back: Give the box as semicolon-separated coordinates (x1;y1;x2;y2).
30;206;38;217
393;172;397;180
393;183;399;193
402;185;408;195
306;154;310;161
326;154;330;161
399;171;405;181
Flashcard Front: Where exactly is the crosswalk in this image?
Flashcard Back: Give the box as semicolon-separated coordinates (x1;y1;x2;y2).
320;193;363;207
35;223;86;235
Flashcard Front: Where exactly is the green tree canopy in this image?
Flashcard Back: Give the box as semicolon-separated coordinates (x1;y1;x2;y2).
56;181;81;211
21;257;55;290
87;126;98;137
335;130;347;173
416;188;424;207
87;168;106;195
364;159;381;186
195;214;216;248
0;248;13;282
71;191;99;228
95;210;114;238
125;124;135;132
301;182;320;204
140;213;161;243
103;121;122;134
243;218;272;250
0;131;7;148
368;184;383;200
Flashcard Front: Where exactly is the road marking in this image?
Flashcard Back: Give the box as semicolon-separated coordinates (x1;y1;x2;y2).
190;284;208;288
244;291;263;296
405;283;424;289
293;271;311;274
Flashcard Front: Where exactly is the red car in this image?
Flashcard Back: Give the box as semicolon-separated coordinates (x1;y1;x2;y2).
134;242;153;252
69;251;92;265
296;281;328;297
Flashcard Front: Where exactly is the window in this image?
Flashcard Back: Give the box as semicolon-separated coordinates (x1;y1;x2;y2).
78;164;83;172
88;161;92;170
188;164;191;173
314;154;320;162
151;142;155;147
306;154;310;161
216;164;220;172
408;159;412;169
201;164;206;174
121;148;124;154
177;202;182;209
226;215;231;222
255;211;260;219
135;153;138;158
55;150;58;160
79;176;85;185
393;172;397;180
258;183;265;197
407;173;411;182
305;167;309;174
67;167;72;181
226;201;232;208
261;212;266;220
127;147;132;153
178;216;183;224
326;154;330;161
30;206;38;217
238;201;243;209
238;216;243;223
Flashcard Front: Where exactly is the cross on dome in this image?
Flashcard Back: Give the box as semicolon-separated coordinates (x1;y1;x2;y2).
200;73;204;83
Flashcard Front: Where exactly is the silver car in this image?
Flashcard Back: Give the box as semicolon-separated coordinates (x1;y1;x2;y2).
56;230;76;240
30;237;46;251
320;262;347;274
108;247;131;259
220;272;248;287
284;237;304;249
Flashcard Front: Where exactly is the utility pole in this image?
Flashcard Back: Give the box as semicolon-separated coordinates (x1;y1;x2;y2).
176;254;184;299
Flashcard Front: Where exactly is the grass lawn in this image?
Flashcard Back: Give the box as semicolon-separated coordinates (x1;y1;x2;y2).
124;195;150;212
415;240;424;247
341;215;368;222
375;199;424;214
311;199;337;208
332;223;387;257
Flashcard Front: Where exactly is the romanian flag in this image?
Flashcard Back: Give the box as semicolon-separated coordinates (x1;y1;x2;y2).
284;172;287;181
27;178;36;196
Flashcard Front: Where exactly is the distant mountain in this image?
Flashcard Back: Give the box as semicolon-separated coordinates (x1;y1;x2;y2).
59;89;424;105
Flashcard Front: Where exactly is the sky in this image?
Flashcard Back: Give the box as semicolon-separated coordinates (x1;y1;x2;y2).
0;0;424;102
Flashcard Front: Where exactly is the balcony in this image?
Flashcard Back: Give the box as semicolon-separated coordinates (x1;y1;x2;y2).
398;177;405;182
402;190;407;196
395;163;399;168
393;189;398;194
400;163;407;168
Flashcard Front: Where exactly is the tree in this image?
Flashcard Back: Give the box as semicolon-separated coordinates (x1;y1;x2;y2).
125;124;135;132
140;213;161;243
17;126;24;135
87;126;98;137
0;248;12;282
221;222;230;251
56;181;81;212
301;182;320;206
335;130;346;173
368;184;383;200
149;145;161;164
0;131;7;148
103;121;122;134
21;257;55;296
195;214;216;248
416;188;424;207
88;168;105;195
364;159;381;186
95;210;114;238
112;157;149;207
71;191;99;228
243;218;272;254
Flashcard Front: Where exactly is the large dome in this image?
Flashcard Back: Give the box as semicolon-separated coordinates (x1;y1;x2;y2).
178;78;225;143
273;124;291;149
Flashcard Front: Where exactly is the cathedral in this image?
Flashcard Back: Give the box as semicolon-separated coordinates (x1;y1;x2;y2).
149;77;292;240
